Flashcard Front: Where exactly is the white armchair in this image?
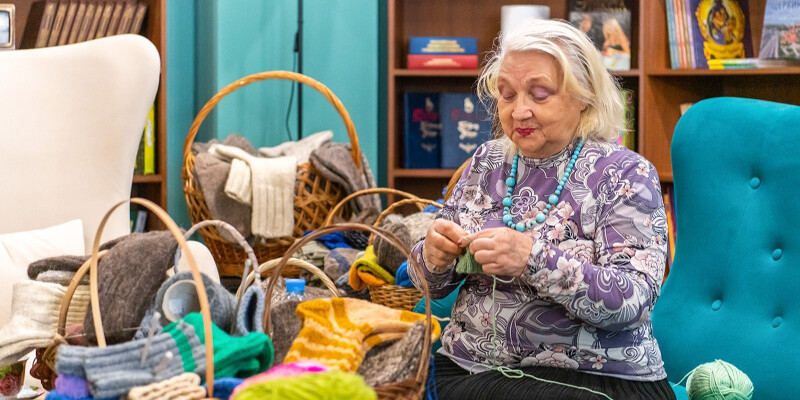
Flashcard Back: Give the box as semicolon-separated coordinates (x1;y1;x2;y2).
0;34;160;251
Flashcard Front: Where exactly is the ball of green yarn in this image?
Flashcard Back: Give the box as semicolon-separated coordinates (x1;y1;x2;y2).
234;370;377;400
686;360;753;400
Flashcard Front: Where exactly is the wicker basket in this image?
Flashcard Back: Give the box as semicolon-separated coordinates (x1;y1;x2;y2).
236;257;340;299
262;223;436;400
38;198;222;398
321;187;423;227
183;71;362;278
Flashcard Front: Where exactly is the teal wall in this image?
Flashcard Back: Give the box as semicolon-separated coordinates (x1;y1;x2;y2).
167;0;379;227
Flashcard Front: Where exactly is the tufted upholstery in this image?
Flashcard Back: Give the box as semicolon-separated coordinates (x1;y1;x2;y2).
651;97;800;399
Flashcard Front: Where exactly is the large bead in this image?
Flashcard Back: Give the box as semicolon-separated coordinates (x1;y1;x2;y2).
502;197;513;207
506;177;516;187
535;212;546;223
515;222;525;232
548;194;559;204
503;214;512;224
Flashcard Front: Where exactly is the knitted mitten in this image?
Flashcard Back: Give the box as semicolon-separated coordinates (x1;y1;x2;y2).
284;298;440;372
165;313;273;379
258;130;333;163
126;372;205;400
233;286;265;336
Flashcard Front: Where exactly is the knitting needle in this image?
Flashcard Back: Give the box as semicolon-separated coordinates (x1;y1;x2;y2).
153;351;173;375
140;311;161;366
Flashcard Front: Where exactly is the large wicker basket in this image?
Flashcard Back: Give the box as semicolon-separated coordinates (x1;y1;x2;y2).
183;71;361;278
262;223;436;400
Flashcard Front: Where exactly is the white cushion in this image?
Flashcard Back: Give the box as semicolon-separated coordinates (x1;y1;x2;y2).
0;219;85;327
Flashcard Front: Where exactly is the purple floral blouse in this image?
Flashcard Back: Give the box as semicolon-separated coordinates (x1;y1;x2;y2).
409;138;668;381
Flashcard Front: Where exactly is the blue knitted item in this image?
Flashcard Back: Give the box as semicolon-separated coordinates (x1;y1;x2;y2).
304;230;352;250
395;261;413;288
204;377;244;400
45;389;117;400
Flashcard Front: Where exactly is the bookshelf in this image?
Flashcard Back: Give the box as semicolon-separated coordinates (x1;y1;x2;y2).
386;0;800;201
10;0;167;229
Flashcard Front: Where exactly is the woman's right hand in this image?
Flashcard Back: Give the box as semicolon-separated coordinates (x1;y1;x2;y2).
422;219;468;271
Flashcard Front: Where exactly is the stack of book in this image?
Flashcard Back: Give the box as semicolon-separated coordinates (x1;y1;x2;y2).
708;57;800;69
32;0;148;48
403;92;492;169
406;37;478;69
134;104;156;175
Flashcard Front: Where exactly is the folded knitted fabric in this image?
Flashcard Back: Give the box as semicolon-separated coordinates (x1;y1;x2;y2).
56;321;206;398
323;248;360;282
126;372;205;400
84;231;178;345
309;231;351;250
45;389;116;400
394;261;413;288
373;220;411;275
258;130;333;164
291;240;329;269
0;281;89;365
165;313;273;379
26;235;128;280
55;374;91;399
191;134;257;156
284;298;440;372
348;246;394;291
204;377;244;400
210;144;296;239
342;230;369;250
309;143;380;215
231;361;328;399
269;285;336;365
36;270;89;286
357;321;426;387
231;370;375;400
193;152;253;240
334;273;370;300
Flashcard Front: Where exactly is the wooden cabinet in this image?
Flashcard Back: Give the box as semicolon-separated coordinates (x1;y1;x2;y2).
10;0;167;229
386;0;800;199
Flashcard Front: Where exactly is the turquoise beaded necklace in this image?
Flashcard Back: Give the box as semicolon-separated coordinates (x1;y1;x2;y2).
502;138;584;232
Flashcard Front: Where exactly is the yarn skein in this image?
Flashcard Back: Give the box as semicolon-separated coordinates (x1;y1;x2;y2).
685;360;753;400
232;370;376;400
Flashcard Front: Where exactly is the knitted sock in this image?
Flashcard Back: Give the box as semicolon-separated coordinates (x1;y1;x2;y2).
357;321;425;387
204;377;244;400
373;221;411;275
84;231;178;345
310;143;381;215
55;374;90;399
137;271;237;337
231;370;376;400
258;130;333;164
233;286;264;336
210;144;296;239
0;281;88;365
224;158;253;205
193;152;253;241
165;313;273;379
348;246;395;291
284;298;440;372
323;248;360;281
455;250;484;274
126;372;205;400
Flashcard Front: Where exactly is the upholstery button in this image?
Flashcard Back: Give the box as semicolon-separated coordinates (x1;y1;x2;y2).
711;300;722;311
773;248;783;260
772;316;783;328
750;177;761;188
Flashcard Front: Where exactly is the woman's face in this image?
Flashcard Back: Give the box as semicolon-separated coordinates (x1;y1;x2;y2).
496;51;587;158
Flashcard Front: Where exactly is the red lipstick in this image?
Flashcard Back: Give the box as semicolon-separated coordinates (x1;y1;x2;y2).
516;128;534;137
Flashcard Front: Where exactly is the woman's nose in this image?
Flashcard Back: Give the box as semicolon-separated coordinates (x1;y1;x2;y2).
511;100;533;120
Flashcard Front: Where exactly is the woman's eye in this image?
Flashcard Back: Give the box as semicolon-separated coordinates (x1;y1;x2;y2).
500;91;515;100
532;88;551;101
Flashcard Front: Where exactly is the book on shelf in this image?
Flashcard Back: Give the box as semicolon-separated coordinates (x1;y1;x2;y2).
617;88;636;151
135;104;156;175
75;2;95;43
33;0;57;48
407;54;478;69
57;1;79;46
66;1;87;44
132;210;147;233
117;2;137;35
129;2;148;34
568;9;632;71
403;92;441;169
707;57;800;68
106;1;125;37
759;0;800;60
86;1;104;39
94;2;114;39
568;0;627;11
409;37;477;55
668;0;753;68
47;1;68;47
439;93;492;169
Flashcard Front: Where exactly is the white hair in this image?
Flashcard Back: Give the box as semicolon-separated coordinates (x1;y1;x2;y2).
477;19;624;142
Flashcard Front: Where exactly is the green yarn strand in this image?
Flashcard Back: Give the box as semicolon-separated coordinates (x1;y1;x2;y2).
456;249;484;274
683;360;754;400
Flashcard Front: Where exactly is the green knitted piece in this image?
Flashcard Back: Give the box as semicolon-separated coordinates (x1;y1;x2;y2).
165;312;274;380
234;370;376;400
455;250;484;274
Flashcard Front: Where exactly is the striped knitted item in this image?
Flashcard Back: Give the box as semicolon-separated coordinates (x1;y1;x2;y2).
126;372;205;400
284;298;440;372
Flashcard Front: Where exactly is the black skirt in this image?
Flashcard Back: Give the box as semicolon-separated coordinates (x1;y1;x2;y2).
432;353;677;400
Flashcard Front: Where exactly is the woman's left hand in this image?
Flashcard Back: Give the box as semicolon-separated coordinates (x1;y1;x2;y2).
458;228;534;277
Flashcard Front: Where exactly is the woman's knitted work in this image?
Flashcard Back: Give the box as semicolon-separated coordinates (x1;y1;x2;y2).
284;298;440;372
455;249;484;274
231;370;376;400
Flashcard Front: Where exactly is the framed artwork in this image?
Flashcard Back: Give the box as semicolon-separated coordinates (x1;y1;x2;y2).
0;4;14;50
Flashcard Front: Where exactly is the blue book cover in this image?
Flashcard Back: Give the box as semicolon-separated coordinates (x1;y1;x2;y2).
439;93;492;169
409;37;477;55
759;0;800;59
688;0;753;68
403;92;441;169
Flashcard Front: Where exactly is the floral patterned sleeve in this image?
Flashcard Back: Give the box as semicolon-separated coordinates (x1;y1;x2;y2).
520;158;667;332
408;159;475;300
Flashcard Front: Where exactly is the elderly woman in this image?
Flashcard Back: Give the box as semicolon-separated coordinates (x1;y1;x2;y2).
409;20;675;400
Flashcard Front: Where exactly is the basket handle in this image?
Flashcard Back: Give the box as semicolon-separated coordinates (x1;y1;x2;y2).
183;71;361;171
57;251;107;337
444;159;471;202
236;257;339;299
262;222;433;385
322;187;422;227
86;198;217;398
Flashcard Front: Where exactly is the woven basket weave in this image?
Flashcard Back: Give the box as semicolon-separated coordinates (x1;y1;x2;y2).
183;71;361;278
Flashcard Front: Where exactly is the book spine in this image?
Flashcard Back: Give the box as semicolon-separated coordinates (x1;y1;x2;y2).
684;0;696;68
106;1;124;36
35;1;58;48
407;54;478;69
665;0;678;69
143;104;156;174
675;0;688;68
67;1;86;44
48;1;69;47
76;2;96;43
403;93;441;169
129;3;147;34
409;37;478;55
439;93;493;169
86;1;104;39
95;2;114;39
58;1;78;46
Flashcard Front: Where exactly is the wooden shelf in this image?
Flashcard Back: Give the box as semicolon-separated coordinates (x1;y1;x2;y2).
393;68;480;77
394;168;457;178
648;67;800;77
611;69;641;77
133;174;164;183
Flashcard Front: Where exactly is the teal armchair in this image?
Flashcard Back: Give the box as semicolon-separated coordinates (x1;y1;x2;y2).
651;97;800;399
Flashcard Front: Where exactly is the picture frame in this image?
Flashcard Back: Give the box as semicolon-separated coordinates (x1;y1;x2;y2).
0;4;14;50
